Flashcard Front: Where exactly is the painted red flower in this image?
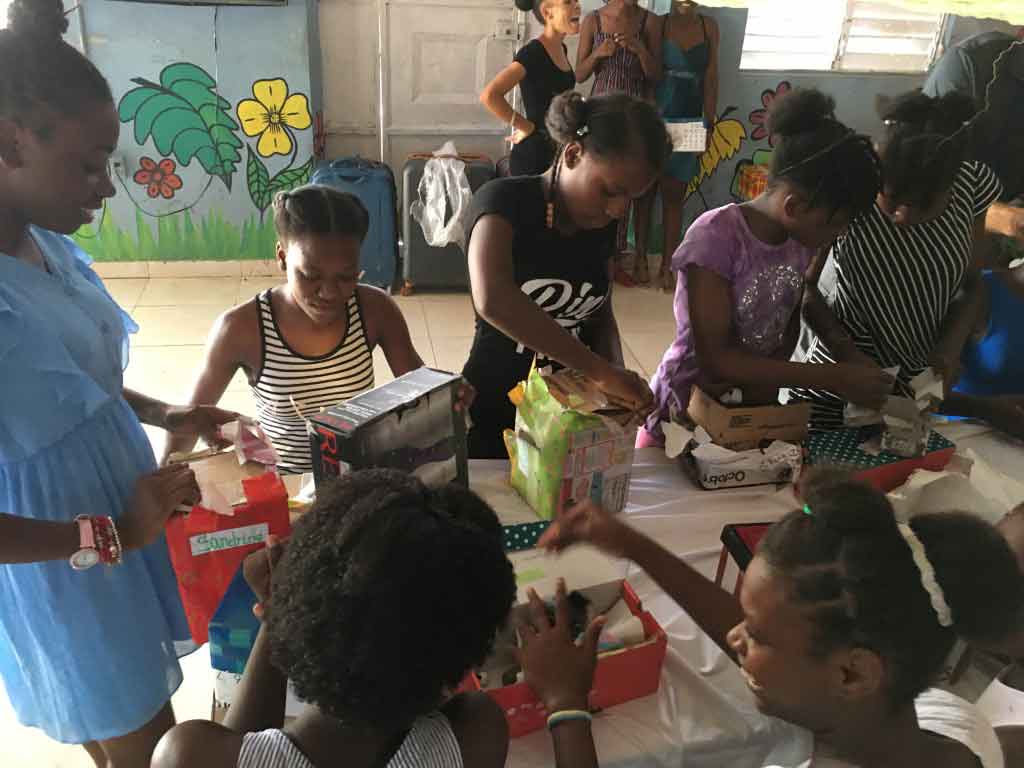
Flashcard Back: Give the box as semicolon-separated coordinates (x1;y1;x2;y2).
133;157;183;199
749;81;791;146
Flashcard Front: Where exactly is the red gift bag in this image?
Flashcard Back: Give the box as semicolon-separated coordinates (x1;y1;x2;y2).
165;472;290;644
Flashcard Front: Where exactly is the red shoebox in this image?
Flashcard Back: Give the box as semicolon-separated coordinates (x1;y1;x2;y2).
805;427;955;492
461;581;667;738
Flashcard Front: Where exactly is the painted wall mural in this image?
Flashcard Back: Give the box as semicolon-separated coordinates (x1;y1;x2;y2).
73;64;314;262
730;80;789;200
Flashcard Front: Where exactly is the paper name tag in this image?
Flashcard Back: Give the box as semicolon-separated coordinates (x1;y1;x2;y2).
667;121;707;153
190;523;269;557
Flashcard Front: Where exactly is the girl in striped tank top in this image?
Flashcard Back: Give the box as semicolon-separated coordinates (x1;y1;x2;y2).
165;186;441;473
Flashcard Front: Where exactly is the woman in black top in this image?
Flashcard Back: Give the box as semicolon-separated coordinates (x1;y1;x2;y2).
462;91;671;458
480;0;580;176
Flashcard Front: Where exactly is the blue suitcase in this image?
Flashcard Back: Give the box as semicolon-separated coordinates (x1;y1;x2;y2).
311;157;399;290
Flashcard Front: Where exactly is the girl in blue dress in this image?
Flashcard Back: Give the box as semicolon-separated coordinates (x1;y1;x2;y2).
651;0;718;290
0;2;234;765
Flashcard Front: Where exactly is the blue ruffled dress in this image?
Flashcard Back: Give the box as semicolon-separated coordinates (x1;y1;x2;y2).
0;228;191;744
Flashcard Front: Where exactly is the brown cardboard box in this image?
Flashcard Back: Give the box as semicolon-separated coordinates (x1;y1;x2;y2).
686;387;810;451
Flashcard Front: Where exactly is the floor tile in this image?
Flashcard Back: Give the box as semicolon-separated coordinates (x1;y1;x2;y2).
431;336;473;375
132;306;224;347
421;295;476;337
148;261;241;279
103;278;149;310
92;261;149;279
237;277;284;304
623;332;673;379
137;278;241;307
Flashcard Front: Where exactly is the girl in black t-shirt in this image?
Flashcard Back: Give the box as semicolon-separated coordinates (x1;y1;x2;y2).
462;91;672;458
480;0;580;176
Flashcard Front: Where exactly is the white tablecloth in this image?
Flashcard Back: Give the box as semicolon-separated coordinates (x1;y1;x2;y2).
476;422;1024;768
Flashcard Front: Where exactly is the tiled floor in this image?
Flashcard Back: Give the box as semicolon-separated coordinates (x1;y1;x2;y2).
3;276;677;767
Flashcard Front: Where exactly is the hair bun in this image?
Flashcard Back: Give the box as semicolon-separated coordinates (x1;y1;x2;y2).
8;0;69;39
767;88;838;140
545;91;589;145
513;0;535;11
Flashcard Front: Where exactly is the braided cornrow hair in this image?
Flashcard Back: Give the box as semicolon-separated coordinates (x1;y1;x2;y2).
0;0;111;136
760;470;1023;709
272;184;370;244
766;88;881;220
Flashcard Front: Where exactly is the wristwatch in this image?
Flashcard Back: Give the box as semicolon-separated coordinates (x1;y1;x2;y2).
70;516;100;570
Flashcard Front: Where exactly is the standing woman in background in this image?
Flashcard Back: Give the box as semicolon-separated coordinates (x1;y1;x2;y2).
576;0;661;286
480;0;580;177
652;0;718;290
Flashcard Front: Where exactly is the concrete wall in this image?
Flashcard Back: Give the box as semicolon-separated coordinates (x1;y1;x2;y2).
72;0;319;263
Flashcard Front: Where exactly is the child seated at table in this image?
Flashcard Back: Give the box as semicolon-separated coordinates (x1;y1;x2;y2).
639;88;893;448
164;185;470;474
152;469;517;768
539;470;1023;768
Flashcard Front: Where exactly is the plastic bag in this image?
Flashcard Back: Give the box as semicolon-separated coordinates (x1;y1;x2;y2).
410;140;473;251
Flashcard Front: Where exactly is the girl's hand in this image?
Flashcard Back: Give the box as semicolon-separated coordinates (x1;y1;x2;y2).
538;499;630;558
163;405;240;450
984;396;1024;441
242;535;287;619
119;464;200;551
594;38;618;59
832;363;895;411
616;33;644;55
454;380;476;415
517;579;604;713
508;120;535;146
594;365;654;415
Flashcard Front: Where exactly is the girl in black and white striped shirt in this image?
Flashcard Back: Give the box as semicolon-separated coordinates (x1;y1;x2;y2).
792;91;1003;428
165;186;469;473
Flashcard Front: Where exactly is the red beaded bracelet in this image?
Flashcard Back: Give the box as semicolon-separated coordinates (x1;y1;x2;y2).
90;516;123;566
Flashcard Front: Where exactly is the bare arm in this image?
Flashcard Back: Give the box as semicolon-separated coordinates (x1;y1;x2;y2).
162;305;254;463
0;515;80;564
689;265;890;406
223;624;288;733
480;61;532;134
359;285;425;378
123;388;172;430
800;247;864;363
930;214;989;385
703;17;720;123
575;14;603;84
637;10;663;81
985;201;1024;243
582;259;625;366
469;215;614;380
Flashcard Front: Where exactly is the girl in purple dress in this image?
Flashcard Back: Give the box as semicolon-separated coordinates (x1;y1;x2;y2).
639;89;894;446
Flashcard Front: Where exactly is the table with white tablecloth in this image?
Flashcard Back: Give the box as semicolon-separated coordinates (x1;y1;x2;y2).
480;422;1024;768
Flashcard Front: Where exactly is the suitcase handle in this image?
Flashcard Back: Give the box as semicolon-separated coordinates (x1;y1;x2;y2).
407;152;491;163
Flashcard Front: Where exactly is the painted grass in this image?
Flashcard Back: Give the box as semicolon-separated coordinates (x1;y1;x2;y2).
72;207;277;262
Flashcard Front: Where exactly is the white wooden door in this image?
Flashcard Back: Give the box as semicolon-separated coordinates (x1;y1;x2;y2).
320;0;520;173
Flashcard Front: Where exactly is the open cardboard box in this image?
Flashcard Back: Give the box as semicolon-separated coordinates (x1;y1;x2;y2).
462;546;667;737
687;387;810;452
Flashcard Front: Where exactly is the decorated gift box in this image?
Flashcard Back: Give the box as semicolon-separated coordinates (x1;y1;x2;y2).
208;563;261;674
504;368;641;521
308;367;468;489
463;546;667;737
804;427;955;492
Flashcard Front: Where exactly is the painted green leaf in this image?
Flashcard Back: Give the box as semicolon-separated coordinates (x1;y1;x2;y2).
246;146;271;212
118;62;242;191
268;157;314;197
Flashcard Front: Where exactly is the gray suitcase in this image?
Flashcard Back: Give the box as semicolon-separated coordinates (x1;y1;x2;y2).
401;153;495;295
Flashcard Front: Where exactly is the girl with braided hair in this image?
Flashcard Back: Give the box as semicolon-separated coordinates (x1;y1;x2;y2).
461;90;671;458
539;471;1023;767
639;88;895;449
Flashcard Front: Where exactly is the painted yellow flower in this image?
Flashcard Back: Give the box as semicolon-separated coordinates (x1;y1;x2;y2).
237;79;312;158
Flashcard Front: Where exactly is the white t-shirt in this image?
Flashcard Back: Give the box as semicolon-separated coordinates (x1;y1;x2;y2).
760;688;1004;768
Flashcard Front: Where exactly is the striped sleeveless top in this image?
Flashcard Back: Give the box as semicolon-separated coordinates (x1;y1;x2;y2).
252;289;374;474
236;713;463;768
591;9;649;99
